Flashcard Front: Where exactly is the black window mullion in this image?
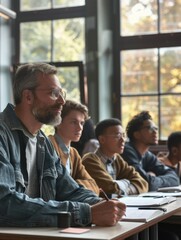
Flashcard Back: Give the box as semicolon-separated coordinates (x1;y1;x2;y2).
158;48;161;138
51;20;54;62
157;0;160;33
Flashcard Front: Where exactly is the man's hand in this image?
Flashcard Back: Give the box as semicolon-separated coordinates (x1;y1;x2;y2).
91;200;126;226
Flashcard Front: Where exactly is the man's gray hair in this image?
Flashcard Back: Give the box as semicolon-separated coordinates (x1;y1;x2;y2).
13;62;57;104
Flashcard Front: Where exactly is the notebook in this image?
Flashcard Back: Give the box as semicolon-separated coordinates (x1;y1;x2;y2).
139;191;181;197
121;207;164;222
157;186;181;193
118;196;176;207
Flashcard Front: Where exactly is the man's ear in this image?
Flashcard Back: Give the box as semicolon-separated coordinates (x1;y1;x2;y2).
22;89;34;104
172;147;178;156
98;135;105;144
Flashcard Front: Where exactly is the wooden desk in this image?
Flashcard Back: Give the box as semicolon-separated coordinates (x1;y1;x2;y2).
0;199;181;240
165;204;181;224
0;222;143;240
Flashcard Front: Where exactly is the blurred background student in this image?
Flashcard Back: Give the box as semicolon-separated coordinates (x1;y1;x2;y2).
158;131;181;182
71;118;99;157
121;111;179;191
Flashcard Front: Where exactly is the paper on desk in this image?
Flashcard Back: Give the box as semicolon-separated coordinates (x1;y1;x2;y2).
118;196;176;207
59;227;90;234
139;191;181;197
157;186;181;193
121;207;164;222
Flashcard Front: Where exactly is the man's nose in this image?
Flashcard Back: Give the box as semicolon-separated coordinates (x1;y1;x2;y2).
57;95;66;105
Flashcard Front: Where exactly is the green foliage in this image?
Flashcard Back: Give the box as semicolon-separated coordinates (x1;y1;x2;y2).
121;0;181;35
21;21;51;62
20;17;84;103
20;0;85;10
53;19;85;62
41;125;55;136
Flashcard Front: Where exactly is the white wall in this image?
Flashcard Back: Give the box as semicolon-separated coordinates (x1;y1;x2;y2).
0;0;14;111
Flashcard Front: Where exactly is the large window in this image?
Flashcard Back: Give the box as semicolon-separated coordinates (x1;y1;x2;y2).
17;0;86;134
18;0;85;103
15;1;181;139
119;0;181;139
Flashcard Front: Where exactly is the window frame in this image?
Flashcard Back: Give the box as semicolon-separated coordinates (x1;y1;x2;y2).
112;0;181;140
14;1;86;104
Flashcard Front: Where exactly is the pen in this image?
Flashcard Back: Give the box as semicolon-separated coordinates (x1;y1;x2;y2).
99;188;126;216
141;196;164;198
99;188;109;201
138;207;167;212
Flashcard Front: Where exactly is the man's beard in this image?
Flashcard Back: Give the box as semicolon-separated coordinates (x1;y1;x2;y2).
32;104;62;126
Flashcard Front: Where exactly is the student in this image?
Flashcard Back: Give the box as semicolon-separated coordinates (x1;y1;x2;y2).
82;118;148;198
71;118;99;156
159;131;181;181
49;99;99;195
121;111;179;191
0;63;126;227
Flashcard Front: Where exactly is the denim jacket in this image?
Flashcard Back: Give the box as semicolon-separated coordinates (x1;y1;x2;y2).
0;104;100;227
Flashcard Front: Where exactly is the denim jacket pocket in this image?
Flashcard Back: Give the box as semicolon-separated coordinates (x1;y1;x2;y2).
43;166;58;179
41;167;58;201
14;170;26;192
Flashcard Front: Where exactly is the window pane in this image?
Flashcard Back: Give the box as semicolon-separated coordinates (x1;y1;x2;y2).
160;47;181;93
20;19;85;63
121;49;158;94
57;66;81;102
120;0;157;36
160;96;181;139
53;18;85;62
160;0;181;33
20;0;51;11
54;0;85;8
20;22;51;62
21;0;85;10
121;96;158;129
